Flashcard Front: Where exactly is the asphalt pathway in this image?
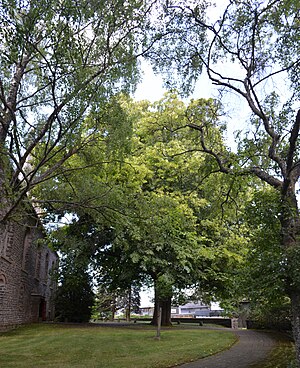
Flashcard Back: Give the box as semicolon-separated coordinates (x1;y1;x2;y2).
177;329;277;368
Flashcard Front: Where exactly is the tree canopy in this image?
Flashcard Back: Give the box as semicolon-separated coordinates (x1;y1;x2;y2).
39;91;251;325
0;0;161;222
147;0;300;363
3;2;300;361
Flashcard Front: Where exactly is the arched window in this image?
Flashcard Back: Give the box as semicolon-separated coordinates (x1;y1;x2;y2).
35;251;41;279
0;274;7;306
0;223;14;259
44;253;49;280
0;274;6;285
22;228;31;270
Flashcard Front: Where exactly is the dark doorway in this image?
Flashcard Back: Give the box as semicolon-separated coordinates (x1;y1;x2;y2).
39;299;47;321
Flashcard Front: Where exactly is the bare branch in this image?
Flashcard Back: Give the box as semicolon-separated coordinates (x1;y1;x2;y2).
287;110;300;175
187;121;283;190
187;122;231;174
250;167;282;188
253;59;300;88
0;53;31;142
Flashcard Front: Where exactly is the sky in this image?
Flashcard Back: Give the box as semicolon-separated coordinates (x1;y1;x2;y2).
133;56;252;154
134;59;215;102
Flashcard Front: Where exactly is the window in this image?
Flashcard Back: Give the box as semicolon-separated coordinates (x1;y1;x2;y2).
35;252;41;279
22;228;31;270
0;274;6;285
0;274;7;306
0;227;7;257
44;253;49;281
0;223;14;259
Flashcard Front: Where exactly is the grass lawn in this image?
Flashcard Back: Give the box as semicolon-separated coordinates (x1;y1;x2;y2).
0;323;237;368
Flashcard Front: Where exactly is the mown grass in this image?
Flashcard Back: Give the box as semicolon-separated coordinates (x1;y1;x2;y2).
0;323;237;368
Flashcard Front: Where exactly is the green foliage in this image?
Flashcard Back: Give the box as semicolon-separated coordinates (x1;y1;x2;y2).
92;286;117;320
0;0;159;221
248;298;291;331
41;92;250;316
55;266;94;323
219;187;291;320
147;4;300;346
145;2;208;95
243;188;285;303
52;217;114;322
92;284;140;320
55;241;95;323
149;0;300;175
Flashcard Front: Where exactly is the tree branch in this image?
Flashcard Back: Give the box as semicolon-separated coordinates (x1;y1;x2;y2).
250;167;282;188
287;110;300;175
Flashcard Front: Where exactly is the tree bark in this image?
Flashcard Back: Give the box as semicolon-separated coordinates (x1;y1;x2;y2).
125;287;131;322
151;278;172;326
110;299;116;321
0;151;13;224
281;188;300;367
290;291;300;367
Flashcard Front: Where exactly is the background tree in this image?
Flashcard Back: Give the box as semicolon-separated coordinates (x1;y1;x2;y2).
241;187;291;329
51;213;113;322
93;284;140;321
104;93;246;325
132;93;251;323
55;258;94;323
54;240;95;323
149;0;300;363
43;92;249;325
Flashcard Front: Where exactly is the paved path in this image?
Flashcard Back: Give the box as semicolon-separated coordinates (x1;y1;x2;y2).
75;322;288;367
177;329;277;368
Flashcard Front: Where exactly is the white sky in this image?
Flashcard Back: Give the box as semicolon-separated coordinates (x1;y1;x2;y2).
140;287;154;307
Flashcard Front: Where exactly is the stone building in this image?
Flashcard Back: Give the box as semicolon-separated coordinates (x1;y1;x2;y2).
0;211;58;331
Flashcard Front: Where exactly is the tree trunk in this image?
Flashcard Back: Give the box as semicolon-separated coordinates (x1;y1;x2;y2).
281;189;300;367
125;287;131;322
153;296;172;326
290;291;300;367
151;278;172;326
0;152;10;223
110;298;116;321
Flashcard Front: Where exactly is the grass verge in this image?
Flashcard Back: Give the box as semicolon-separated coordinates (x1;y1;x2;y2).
252;333;296;368
0;323;237;368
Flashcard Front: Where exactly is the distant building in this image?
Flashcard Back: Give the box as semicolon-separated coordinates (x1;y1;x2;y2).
139;301;223;318
139;307;154;316
172;301;212;318
0;211;57;331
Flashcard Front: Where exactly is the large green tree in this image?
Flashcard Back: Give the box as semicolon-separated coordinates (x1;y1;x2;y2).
150;0;300;363
240;187;289;327
0;0;161;223
129;92;250;324
39;92;249;326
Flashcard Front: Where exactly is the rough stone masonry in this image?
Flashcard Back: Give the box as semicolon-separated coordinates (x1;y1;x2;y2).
0;210;57;331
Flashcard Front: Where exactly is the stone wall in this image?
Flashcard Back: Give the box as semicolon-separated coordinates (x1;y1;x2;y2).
0;214;57;331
